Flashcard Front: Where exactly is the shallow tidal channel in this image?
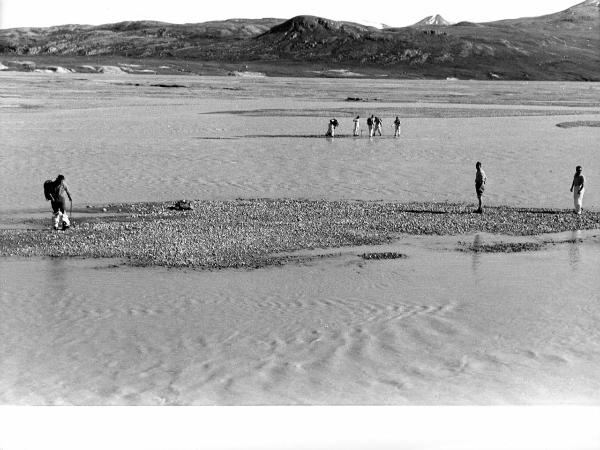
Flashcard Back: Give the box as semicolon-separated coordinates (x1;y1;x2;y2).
1;228;600;404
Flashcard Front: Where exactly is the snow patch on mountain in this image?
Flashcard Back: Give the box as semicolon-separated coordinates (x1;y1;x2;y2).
413;14;452;26
355;19;390;29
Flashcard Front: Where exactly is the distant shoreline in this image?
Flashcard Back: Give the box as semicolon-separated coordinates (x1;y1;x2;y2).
1;199;598;269
1;54;600;81
0;55;418;78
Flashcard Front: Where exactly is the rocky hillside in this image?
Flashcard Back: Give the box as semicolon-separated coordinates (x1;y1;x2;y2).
0;18;283;57
0;0;598;80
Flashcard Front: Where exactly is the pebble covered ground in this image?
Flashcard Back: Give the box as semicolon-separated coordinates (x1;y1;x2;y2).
1;199;599;269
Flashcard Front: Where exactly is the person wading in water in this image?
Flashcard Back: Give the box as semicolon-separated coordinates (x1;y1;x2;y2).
374;116;383;136
353;115;360;136
393;116;402;137
44;174;73;230
366;115;374;137
325;118;339;137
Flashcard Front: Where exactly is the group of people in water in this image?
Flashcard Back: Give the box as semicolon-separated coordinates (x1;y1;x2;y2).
326;115;402;138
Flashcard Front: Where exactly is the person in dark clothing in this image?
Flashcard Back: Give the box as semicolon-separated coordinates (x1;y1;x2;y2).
366;115;374;137
374;116;383;136
325;118;339;137
393;116;402;137
474;162;486;213
46;174;73;230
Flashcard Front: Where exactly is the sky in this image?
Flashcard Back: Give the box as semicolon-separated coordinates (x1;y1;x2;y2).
0;0;583;29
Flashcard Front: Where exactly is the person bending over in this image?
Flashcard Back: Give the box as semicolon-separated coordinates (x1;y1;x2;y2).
325;118;339;137
46;174;73;230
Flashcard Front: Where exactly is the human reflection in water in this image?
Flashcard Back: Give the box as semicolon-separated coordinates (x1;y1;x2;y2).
568;230;582;271
45;257;68;307
471;234;483;278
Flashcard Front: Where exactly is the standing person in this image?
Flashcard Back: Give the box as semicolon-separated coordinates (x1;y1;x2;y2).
353;115;360;136
44;174;73;230
475;161;486;213
325;118;339;137
393;116;402;137
570;165;585;215
366;115;374;137
374;116;383;136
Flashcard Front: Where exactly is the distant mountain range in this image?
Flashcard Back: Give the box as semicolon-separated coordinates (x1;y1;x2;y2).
0;0;598;80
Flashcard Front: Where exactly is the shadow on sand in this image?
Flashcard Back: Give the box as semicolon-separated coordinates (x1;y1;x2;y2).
401;209;472;215
195;134;402;140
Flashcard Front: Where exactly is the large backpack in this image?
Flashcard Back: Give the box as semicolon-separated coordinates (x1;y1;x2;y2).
43;179;55;201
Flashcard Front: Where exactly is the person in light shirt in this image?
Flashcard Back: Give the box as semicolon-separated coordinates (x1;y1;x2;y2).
570;165;585;215
353;115;360;136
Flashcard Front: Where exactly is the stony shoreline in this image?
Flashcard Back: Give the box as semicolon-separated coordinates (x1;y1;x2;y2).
1;199;598;269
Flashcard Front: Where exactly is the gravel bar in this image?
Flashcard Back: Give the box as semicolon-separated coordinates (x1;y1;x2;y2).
1;199;599;269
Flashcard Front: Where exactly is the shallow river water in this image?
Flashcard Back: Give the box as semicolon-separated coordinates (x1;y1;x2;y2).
1;73;600;406
1;73;600;212
2;232;600;405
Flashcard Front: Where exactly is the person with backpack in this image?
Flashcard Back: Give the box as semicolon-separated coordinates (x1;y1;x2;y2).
44;174;73;230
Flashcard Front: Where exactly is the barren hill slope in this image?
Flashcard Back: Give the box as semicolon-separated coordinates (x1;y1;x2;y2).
0;1;598;80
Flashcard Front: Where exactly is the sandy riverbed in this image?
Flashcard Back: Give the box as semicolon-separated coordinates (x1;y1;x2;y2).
1;200;600;405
